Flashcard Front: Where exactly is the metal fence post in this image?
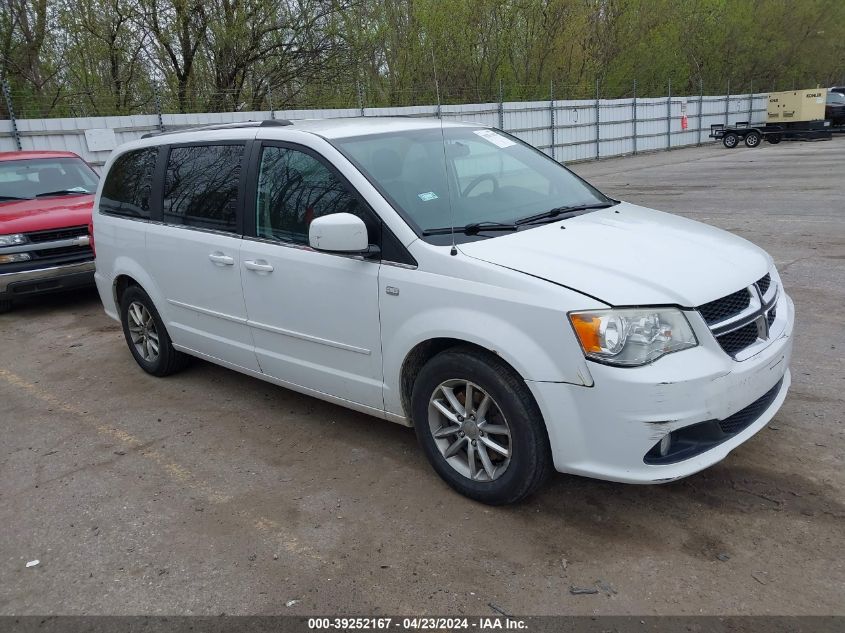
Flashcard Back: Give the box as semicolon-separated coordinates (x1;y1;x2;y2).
667;78;672;149
1;79;21;151
724;79;731;126
498;79;504;130
748;80;753;122
356;80;365;117
595;78;600;160
698;78;704;146
153;83;165;132
632;79;638;156
549;80;556;161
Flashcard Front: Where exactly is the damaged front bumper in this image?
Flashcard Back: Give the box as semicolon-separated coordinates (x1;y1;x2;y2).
527;292;794;484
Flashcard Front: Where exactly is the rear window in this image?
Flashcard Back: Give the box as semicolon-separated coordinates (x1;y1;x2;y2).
162;144;244;233
100;148;158;219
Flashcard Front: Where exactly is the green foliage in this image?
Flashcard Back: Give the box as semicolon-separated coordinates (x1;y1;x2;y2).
1;0;843;117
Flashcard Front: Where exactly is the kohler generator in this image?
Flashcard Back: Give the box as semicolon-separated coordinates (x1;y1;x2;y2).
710;88;832;148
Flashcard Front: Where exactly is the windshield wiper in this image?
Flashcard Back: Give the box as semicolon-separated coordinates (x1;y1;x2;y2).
34;189;91;198
0;195;30;201
423;221;518;236
515;201;618;226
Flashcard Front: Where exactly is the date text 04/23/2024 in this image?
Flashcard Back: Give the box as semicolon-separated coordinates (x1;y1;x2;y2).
307;617;528;630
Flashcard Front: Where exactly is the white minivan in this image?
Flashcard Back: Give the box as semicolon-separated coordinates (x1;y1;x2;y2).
93;118;793;504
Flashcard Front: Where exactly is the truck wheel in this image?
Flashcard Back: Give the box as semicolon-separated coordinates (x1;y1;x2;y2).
119;286;189;377
0;299;11;314
744;131;762;147
411;346;553;505
767;134;782;144
723;132;739;148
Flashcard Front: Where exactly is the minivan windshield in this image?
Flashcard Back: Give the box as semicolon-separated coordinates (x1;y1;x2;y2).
332;127;611;243
0;157;99;202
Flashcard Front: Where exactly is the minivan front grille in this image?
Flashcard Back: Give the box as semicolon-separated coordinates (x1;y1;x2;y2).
698;289;751;325
697;273;779;359
756;273;771;295
716;322;760;356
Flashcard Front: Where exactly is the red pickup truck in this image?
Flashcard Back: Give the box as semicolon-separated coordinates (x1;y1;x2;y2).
0;151;98;313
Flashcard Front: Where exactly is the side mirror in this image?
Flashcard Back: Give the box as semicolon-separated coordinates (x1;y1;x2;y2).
308;213;369;253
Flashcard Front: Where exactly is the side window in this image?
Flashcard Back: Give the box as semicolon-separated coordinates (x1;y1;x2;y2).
100;148;157;219
256;146;373;244
163;144;243;233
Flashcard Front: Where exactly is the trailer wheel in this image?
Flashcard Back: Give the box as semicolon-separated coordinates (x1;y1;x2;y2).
723;132;739;148
744;131;762;148
767;134;782;144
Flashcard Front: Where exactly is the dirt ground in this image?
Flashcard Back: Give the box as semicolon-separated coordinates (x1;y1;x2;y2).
1;137;843;616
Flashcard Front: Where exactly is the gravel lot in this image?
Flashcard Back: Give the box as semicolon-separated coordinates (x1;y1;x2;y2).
1;137;843;616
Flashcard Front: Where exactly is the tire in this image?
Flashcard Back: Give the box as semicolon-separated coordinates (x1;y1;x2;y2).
767;134;782;144
411;346;553;505
722;132;739;148
744;130;762;148
0;299;11;314
119;286;189;376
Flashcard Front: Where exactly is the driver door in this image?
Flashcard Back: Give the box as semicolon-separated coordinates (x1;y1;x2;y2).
239;142;385;410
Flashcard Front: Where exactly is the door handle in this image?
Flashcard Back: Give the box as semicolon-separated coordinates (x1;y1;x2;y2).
243;259;274;273
208;252;234;266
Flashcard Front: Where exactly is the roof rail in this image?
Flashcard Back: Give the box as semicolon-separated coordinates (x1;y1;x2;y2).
141;119;292;139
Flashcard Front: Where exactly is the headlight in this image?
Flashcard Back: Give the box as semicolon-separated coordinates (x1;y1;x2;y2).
569;308;697;366
0;252;31;264
0;233;28;247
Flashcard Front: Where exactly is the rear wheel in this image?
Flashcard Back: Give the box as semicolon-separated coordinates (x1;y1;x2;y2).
411;346;552;505
744;130;762;147
119;286;189;376
723;132;739;148
0;299;11;314
767;134;782;144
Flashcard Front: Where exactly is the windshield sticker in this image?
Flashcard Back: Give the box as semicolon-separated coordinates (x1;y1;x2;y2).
417;191;439;202
473;129;516;148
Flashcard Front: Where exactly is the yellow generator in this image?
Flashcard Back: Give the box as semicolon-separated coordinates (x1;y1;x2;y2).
710;88;832;148
767;89;826;123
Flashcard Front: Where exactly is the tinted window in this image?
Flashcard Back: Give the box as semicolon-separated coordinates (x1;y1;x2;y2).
100;149;157;218
256;146;372;244
163;144;243;232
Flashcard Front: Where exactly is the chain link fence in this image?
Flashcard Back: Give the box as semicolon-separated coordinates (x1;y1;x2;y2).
1;78;768;168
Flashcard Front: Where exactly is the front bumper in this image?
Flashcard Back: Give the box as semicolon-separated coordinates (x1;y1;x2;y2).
0;260;95;300
528;292;794;484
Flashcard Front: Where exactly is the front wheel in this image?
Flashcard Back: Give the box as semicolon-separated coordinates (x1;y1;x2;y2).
411;347;552;505
723;132;739;148
119;286;189;376
0;299;11;314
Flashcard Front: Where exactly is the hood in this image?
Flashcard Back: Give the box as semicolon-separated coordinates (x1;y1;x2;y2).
0;194;94;234
458;202;772;307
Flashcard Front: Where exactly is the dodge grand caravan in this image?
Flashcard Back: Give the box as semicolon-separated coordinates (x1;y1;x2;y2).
93;118;793;504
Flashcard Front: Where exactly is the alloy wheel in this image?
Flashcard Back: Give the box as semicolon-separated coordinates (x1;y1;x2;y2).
127;301;160;362
428;379;512;481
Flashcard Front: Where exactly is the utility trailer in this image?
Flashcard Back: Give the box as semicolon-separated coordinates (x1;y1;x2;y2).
711;88;833;148
710;120;832;148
